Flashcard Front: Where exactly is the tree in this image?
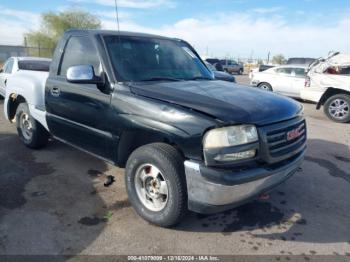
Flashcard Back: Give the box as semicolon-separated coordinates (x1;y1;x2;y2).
24;10;101;57
272;54;286;65
257;59;264;65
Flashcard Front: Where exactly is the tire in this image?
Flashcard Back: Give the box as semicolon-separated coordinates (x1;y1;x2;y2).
238;69;243;75
15;103;50;149
125;143;187;227
258;82;273;91
323;94;350;123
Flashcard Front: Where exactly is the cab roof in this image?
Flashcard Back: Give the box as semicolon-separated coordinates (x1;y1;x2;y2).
64;29;178;41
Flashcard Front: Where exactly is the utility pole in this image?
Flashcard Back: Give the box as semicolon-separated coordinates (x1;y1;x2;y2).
24;37;28;56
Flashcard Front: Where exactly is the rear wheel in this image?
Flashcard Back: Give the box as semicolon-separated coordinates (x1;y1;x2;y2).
16;103;49;149
238;69;243;75
324;94;350;123
125;143;187;227
258;82;273;91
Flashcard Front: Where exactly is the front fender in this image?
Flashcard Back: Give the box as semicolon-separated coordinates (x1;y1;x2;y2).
115;114;204;166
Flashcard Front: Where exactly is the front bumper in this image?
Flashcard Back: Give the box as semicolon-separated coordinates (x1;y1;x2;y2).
184;151;305;214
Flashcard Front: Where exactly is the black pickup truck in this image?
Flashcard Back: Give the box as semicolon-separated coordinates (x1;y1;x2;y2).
5;30;306;227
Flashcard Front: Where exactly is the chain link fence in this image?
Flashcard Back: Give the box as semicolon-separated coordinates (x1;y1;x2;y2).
0;45;54;64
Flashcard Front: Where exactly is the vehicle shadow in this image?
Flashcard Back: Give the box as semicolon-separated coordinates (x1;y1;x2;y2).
0;133;113;255
175;138;350;245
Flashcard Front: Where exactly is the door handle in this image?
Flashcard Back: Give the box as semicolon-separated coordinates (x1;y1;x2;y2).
4;78;7;86
51;86;60;97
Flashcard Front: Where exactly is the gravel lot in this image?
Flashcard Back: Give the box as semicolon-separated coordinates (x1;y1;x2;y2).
0;76;349;258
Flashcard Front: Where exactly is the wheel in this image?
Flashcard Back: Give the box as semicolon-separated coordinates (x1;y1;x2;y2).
324;94;350;123
15;103;50;149
125;143;187;227
258;82;273;91
238;69;243;75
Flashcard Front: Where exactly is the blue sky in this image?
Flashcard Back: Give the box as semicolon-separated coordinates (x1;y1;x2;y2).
0;0;349;58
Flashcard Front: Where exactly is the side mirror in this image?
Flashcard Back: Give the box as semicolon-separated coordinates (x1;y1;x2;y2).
0;68;3;73
66;65;104;86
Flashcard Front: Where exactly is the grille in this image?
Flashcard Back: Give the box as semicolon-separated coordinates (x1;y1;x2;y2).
259;117;306;163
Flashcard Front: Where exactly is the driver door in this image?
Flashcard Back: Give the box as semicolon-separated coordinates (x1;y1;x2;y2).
45;35;115;161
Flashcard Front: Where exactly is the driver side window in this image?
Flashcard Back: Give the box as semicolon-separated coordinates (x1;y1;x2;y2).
59;36;101;77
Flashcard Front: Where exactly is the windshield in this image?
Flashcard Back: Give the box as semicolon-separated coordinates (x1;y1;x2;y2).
104;35;213;82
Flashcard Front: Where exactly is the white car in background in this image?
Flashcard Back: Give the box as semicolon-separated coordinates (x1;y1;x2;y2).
301;52;350;123
250;65;307;98
0;57;51;98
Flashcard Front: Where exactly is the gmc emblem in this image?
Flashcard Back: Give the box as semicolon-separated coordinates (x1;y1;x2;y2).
287;128;302;141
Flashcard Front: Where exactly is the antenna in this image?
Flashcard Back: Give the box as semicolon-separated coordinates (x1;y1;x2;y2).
114;0;120;32
114;0;123;83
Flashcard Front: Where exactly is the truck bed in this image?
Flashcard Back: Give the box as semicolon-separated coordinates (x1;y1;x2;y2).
5;70;49;129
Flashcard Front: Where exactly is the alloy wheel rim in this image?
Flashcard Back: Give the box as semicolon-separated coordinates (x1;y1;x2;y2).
134;163;168;212
19;113;33;140
329;99;349;120
260;84;270;91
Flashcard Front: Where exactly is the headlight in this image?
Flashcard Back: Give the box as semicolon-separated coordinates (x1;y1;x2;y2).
203;125;258;149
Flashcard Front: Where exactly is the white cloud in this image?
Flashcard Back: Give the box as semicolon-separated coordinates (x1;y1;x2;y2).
0;7;40;22
0;7;40;45
1;5;349;59
252;7;282;14
0;25;24;45
72;0;175;9
95;10;130;19
101;12;350;58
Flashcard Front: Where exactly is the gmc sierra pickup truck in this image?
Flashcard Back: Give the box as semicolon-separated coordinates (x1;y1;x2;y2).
4;30;306;227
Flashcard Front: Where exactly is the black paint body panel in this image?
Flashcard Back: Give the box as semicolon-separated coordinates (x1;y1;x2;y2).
45;29;303;167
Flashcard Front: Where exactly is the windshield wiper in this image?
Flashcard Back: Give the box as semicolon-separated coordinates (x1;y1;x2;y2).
140;77;183;82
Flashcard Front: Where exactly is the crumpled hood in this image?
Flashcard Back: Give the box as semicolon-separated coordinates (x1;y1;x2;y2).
129;80;302;126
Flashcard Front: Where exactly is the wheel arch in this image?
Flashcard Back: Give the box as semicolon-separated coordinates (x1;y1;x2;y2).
316;87;350;109
115;114;194;168
116;130;186;168
6;93;26;122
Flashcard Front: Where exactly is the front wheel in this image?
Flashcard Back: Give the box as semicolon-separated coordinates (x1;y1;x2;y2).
16;103;50;149
324;94;350;123
125;143;187;227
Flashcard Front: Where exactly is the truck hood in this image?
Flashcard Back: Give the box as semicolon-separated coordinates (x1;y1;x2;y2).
129;80;302;126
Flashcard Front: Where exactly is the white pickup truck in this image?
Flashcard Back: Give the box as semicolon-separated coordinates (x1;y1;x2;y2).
0;57;51;98
4;70;50;135
301;52;350;123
